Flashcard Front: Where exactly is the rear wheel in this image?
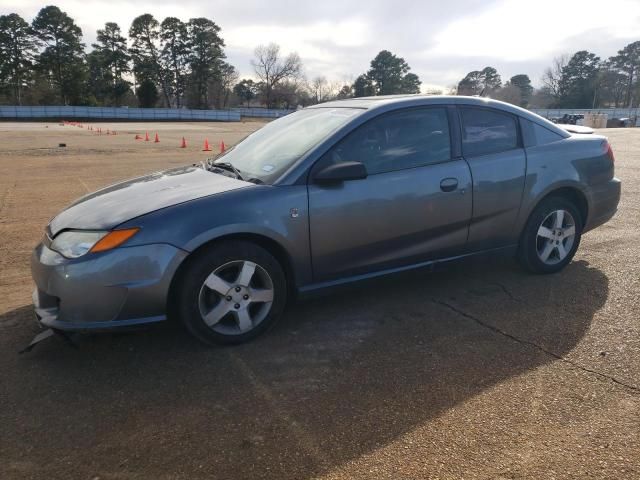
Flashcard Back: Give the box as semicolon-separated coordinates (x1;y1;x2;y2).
175;241;287;345
518;196;582;274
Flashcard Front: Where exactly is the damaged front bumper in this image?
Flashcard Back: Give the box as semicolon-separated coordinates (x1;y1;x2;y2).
30;241;188;333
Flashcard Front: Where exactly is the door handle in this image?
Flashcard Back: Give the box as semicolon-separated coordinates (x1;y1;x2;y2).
440;178;458;192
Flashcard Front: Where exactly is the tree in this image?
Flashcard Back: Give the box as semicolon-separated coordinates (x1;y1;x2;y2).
480;67;502;92
31;6;86;105
160;17;189;108
86;49;110;105
542;54;569;105
209;61;238;108
0;13;38;105
270;78;308;108
307;77;342;104
336;84;353;99
401;72;421;94
310;76;331;103
599;60;628;107
494;84;521;106
457;70;482;95
364;50;421;95
528;87;555;108
252;43;302;108
558;50;601;108
136;78;158;107
353;74;373;97
233;78;258;107
610;41;640;107
92;22;131;105
187;17;225;109
507;74;533;107
458;66;501;96
129;14;170;106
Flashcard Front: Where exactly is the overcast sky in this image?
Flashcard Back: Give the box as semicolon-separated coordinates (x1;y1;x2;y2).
4;0;640;90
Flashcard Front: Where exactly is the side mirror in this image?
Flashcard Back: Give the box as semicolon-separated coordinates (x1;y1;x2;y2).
314;161;367;184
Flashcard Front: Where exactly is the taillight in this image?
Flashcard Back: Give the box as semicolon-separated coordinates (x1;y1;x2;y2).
607;144;615;164
604;140;615;164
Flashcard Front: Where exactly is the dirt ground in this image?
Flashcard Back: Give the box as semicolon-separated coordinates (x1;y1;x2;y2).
0;121;638;479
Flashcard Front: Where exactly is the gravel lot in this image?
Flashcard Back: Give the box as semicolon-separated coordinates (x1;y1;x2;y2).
0;121;638;479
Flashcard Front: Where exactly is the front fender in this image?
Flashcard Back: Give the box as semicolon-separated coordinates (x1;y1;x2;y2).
119;184;313;288
183;223;294;253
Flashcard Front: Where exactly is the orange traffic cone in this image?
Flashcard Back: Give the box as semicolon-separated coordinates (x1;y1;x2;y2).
203;139;212;151
154;133;160;143
145;132;149;141
220;140;226;153
180;137;187;148
135;134;142;140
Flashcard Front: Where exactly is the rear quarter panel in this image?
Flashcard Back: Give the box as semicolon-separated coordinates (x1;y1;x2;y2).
516;134;613;234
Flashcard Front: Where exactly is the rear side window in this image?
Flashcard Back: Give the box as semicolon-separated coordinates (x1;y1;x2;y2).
520;118;565;146
322;107;452;175
460;107;519;157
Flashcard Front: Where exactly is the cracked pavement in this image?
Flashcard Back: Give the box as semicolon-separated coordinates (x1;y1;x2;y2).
0;123;638;479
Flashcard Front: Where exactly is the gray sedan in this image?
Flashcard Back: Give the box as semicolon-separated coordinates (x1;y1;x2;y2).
31;96;621;344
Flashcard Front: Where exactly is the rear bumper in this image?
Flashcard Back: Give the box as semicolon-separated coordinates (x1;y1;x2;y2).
584;177;621;233
31;242;187;332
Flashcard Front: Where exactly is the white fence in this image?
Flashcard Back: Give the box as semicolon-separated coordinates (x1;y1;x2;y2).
233;107;295;118
0;106;241;121
531;108;640;126
6;105;639;124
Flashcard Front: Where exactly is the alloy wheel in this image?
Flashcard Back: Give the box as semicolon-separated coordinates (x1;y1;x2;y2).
198;260;274;335
536;209;576;265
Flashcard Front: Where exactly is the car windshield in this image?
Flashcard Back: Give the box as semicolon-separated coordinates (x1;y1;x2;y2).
212;107;363;183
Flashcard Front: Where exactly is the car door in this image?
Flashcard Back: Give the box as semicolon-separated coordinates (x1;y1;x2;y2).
308;106;473;282
458;106;527;250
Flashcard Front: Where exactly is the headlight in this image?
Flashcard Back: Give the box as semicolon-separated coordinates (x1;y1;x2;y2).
50;231;107;258
50;228;139;258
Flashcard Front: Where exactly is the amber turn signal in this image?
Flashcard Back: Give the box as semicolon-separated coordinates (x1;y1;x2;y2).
90;228;140;253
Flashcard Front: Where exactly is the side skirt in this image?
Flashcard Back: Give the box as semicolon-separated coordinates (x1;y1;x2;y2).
296;245;518;298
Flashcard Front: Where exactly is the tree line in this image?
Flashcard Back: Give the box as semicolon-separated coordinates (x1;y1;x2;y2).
0;4;420;110
232;49;422;108
456;42;640;109
0;7;239;108
2;6;638;110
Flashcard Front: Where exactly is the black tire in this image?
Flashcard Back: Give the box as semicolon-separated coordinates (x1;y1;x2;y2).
518;196;583;274
173;240;287;345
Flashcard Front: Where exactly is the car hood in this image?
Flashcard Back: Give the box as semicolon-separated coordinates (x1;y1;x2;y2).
49;166;251;236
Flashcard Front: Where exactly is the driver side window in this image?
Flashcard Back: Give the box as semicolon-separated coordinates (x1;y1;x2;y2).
321;107;451;175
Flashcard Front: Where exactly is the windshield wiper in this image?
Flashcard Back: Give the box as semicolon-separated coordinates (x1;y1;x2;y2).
208;161;244;181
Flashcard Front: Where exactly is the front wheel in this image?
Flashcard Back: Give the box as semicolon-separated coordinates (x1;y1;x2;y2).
518;197;583;274
174;241;287;345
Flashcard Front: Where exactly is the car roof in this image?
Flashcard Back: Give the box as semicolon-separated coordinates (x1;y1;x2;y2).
308;94;513;110
309;94;423;109
308;94;568;136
